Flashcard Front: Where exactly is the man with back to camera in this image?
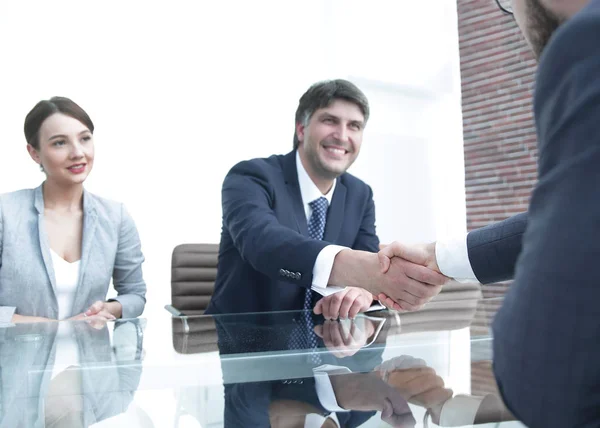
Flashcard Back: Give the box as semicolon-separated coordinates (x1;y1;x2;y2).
377;0;600;425
205;79;447;319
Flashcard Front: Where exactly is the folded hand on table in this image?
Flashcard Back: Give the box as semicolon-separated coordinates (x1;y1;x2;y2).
313;286;373;320
68;300;121;329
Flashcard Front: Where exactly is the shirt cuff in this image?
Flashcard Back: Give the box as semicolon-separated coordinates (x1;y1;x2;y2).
313;365;352;413
435;234;478;283
311;245;348;296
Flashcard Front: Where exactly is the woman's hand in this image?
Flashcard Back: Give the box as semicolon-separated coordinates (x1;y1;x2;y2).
68;300;122;329
84;300;123;319
11;314;54;323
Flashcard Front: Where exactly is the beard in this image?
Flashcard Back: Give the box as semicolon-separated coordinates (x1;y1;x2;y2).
526;0;564;59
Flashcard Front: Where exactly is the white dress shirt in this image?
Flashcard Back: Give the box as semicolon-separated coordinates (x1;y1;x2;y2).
435;234;478;282
296;151;348;296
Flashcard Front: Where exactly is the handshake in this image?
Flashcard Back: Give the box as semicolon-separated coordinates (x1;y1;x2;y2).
375;241;448;311
316;241;449;319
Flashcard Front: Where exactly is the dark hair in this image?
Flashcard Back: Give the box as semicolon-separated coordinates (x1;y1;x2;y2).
24;96;94;150
293;79;369;150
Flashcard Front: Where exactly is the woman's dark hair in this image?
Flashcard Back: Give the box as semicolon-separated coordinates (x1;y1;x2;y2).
24;96;94;150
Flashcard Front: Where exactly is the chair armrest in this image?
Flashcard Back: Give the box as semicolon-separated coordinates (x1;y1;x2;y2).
164;304;184;317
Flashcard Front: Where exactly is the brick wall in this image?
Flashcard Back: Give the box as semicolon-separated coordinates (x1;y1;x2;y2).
457;0;538;298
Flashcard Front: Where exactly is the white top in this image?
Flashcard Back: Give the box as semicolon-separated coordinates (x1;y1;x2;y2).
50;249;81;320
49;249;81;380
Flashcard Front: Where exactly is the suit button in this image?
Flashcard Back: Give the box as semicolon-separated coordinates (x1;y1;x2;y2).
295;273;301;280
279;269;285;276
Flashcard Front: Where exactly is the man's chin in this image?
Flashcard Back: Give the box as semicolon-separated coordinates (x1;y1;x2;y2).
320;164;348;179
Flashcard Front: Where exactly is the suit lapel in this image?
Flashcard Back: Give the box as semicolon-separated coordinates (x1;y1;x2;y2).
282;151;309;236
34;185;57;292
323;177;346;243
72;189;97;314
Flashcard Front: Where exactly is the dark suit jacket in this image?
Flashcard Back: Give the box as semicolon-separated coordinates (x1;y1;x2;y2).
467;212;528;284
488;2;600;426
206;150;379;314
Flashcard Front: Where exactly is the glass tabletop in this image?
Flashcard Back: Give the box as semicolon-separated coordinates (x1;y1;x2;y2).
0;295;523;427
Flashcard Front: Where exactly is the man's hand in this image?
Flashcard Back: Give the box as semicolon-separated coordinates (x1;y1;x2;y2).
379;242;440;273
313;287;373;320
328;250;447;313
377;242;448;311
313;318;376;358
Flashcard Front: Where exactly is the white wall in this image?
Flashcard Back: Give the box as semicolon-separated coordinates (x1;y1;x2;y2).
0;0;465;320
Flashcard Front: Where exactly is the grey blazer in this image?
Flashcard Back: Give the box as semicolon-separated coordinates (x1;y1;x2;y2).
0;184;146;324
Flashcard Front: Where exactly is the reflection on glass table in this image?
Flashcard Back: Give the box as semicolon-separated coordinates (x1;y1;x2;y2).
0;296;524;427
0;319;145;428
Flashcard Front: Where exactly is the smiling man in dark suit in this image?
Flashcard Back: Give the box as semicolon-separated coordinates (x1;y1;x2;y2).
205;79;447;318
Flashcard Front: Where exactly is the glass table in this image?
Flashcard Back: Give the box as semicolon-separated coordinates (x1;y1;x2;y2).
0;296;524;427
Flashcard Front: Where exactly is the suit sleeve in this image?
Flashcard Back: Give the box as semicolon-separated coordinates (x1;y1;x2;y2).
222;161;328;288
467;212;528;283
492;15;600;427
111;204;147;318
351;185;380;253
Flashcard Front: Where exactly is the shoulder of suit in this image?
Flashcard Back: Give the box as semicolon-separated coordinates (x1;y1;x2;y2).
84;191;127;224
228;153;285;176
0;187;34;202
339;171;372;194
538;4;600;76
0;188;36;213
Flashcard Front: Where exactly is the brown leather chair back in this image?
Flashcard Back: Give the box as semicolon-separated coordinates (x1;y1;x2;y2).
171;243;219;316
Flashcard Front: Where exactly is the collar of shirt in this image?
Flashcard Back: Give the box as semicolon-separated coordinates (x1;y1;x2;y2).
296;150;336;221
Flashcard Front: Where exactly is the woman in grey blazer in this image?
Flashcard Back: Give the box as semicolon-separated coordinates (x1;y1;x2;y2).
0;97;146;325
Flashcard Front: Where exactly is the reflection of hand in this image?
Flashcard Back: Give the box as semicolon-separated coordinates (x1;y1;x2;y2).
11;314;54;323
331;372;416;427
378;357;453;425
314;287;373;320
377;242;448;311
314;318;376;358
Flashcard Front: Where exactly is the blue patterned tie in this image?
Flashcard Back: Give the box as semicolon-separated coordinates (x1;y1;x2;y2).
287;197;329;364
304;197;328;307
302;197;328;363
